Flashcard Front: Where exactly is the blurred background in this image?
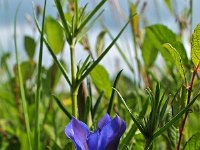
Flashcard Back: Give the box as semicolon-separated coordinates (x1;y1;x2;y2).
1;0;200;76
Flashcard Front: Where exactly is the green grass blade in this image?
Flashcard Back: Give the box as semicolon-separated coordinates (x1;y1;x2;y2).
76;10;104;42
77;0;106;33
52;95;72;120
79;3;88;21
14;1;32;149
114;88;145;135
92;91;104;120
107;70;123;115
78;17;134;85
77;55;91;78
159;95;170;122
153;93;200;140
119;125;137;149
54;0;71;41
44;40;71;86
33;6;71;87
74;0;79;31
34;0;47;149
84;96;91;123
103;25;135;74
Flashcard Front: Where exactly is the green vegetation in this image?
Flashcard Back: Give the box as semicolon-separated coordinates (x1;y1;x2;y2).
0;0;200;149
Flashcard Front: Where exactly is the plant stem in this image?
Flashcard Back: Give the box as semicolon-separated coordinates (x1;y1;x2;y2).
34;0;46;149
144;138;152;150
176;62;200;150
70;43;78;119
14;1;32;149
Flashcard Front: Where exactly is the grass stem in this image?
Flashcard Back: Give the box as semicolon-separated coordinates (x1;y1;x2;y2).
34;0;46;149
14;1;32;149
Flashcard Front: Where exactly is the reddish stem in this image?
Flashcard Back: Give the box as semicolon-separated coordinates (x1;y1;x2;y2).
176;62;200;150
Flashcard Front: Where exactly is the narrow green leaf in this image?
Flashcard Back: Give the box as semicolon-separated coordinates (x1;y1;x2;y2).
77;55;91;78
107;70;123;115
184;132;200;150
14;1;32;149
84;96;91;123
45;16;65;54
114;88;146;135
54;0;71;41
33;8;71;86
155;82;160;107
103;25;135;73
34;0;47;149
76;10;104;42
87;77;93;111
24;36;36;59
79;3;88;22
78;16;134;84
74;0;79;31
92;91;104;119
44;39;71;86
153;93;200;140
120;100;149;149
191;24;200;67
52;95;72;120
120;125;137;149
163;43;187;83
166;112;178;149
77;0;106;33
159;95;170;122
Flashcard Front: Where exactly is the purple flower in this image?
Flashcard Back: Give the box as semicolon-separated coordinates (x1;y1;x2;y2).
65;114;126;150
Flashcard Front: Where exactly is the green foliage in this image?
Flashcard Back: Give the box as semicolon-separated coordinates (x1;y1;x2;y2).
52;95;72;120
142;24;177;68
1;0;200;149
24;36;36;59
18;61;36;81
192;24;200;66
14;1;32;149
95;30;106;57
118;82;200;149
184;133;200;150
165;112;179;149
90;64;112;99
163;43;186;83
107;70;123;114
164;0;173;13
44;16;65;54
172;41;189;67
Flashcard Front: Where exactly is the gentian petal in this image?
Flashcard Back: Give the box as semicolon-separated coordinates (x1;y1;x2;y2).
65;117;90;150
97;115;126;150
98;113;111;129
87;130;100;149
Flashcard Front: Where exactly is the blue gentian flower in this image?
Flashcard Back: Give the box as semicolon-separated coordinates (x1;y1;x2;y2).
65;113;126;150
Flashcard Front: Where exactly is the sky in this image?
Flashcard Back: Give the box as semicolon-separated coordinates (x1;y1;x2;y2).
0;0;200;76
